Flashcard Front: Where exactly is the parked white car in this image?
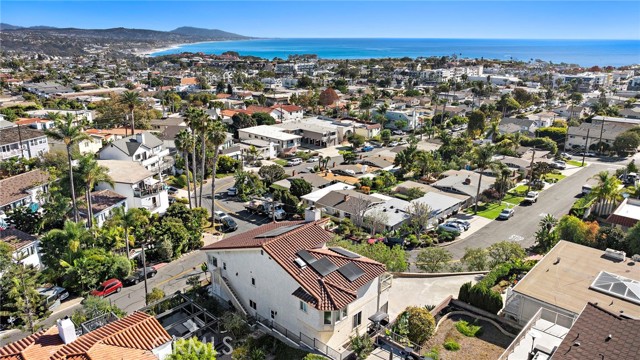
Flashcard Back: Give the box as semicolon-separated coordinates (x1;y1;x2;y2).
287;158;302;166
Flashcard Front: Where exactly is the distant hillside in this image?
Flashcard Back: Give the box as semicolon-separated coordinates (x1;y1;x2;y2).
170;26;249;40
0;23;252;56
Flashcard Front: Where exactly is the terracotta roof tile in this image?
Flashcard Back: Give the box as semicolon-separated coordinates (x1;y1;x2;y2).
203;220;386;310
551;303;640;360
0;170;49;207
0;312;171;360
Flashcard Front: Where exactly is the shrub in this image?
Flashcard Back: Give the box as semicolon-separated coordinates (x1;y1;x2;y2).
455;320;483;337
458;281;472;303
443;338;461;351
146;287;165;304
402;306;436;344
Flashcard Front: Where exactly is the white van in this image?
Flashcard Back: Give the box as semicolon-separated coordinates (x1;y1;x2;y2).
287;158;302;166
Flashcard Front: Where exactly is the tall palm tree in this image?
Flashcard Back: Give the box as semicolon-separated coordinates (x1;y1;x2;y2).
185;108;204;206
119;91;142;134
76;155;113;227
45;114;90;222
472;145;496;213
208;120;228;217
175;129;195;209
197;111;210;207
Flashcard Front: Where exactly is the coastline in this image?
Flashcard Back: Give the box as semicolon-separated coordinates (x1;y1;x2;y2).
138;38;259;57
138;38;640;66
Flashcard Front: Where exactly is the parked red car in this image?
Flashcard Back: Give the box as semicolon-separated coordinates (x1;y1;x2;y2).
90;279;123;297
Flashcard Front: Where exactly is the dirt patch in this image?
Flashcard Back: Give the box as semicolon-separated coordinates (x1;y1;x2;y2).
422;314;513;360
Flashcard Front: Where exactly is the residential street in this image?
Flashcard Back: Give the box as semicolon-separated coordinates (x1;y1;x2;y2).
444;161;623;259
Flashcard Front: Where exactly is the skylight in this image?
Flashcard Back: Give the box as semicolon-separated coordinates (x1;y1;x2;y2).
590;271;640;305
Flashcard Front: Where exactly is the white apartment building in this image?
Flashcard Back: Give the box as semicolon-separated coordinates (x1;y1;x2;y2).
237;125;302;154
96;160;170;214
203;210;392;354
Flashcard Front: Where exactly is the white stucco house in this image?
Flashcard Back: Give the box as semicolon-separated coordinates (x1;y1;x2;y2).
0;228;42;269
202;209;392;356
96;160;169;214
98;132;172;175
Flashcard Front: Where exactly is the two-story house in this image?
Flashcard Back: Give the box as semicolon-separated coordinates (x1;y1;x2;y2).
97;132;173;175
0;228;42;269
202;209;391;355
0;170;50;216
0;126;49;160
96;160;170;214
78;189;128;228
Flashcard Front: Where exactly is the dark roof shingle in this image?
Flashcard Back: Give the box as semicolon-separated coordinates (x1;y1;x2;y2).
0;170;49;207
551;303;640;360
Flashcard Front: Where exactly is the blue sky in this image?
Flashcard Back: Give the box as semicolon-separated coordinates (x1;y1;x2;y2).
2;1;639;39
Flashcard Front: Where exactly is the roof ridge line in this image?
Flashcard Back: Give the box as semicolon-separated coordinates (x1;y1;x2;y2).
318;278;340;310
323;279;357;296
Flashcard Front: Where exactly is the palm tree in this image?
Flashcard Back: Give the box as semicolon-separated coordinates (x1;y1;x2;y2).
119;91;142;134
207;120;228;217
591;171;622;215
76;156;113;227
196;111;210;207
471;145;496;213
540;214;558;232
45;114;90;222
111;207;150;257
486;121;500;142
185;108;203;206
175;129;195;209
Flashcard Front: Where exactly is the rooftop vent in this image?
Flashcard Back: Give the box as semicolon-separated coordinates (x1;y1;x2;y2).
603;248;626;262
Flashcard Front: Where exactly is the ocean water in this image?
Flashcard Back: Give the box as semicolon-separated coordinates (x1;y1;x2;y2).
151;38;640;67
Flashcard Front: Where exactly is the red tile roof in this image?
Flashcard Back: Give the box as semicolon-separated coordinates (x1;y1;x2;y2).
0;312;171;360
605;213;638;228
202;220;386;311
271;105;302;113
551;302;640;360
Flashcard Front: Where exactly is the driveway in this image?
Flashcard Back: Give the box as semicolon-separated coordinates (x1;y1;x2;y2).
388;274;482;320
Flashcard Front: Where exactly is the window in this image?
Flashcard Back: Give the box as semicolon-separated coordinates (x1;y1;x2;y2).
299;301;307;313
271;310;276;319
251;277;255;286
352;311;362;329
334;307;348;323
223;262;226;270
323;311;332;325
208;255;218;267
249;300;256;310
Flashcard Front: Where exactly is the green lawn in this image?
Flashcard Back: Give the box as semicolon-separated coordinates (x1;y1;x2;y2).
467;202;508;220
512;184;529;195
274;159;288;166
567;160;585;167
544;173;566;182
503;193;524;205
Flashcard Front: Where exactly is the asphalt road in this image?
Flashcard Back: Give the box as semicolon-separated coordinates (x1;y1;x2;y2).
444;162;624;259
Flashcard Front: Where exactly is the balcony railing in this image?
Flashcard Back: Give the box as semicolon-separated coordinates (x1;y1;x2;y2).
133;183;166;198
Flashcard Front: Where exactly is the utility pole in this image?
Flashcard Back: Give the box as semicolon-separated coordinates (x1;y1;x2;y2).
582;128;590;167
598;117;605;155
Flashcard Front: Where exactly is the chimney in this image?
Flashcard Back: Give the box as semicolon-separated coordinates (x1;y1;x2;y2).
305;206;321;222
343;194;350;203
135;132;144;144
57;317;77;344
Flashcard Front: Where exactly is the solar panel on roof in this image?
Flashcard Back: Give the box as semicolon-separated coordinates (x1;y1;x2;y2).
329;247;360;259
255;224;302;238
310;257;338;276
296;250;317;264
337;262;366;282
